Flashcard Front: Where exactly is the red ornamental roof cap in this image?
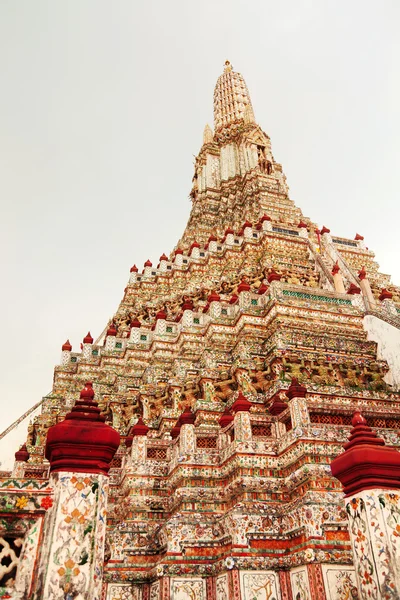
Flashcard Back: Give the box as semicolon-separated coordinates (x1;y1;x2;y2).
355;233;364;241
219;407;234;428
267;269;282;283
298;221;308;229
331;261;340;275
208;235;218;242
202;303;210;313
175;248;184;255
159;253;168;261
182;300;194;311
130;264;138;273
229;294;239;305
144;259;152;267
45;382;120;475
379;288;393;302
225;227;235;235
358;266;367;280
237;229;244;236
83;331;93;344
320;226;330;235
330;411;400;495
190;241;200;249
170;423;181;439
130;417;149;438
130;317;141;328
107;322;117;336
179;406;196;425
257;283;269;295
269;396;288;416
238;278;251;292
242;220;252;229
208;291;221;303
259;214;271;222
80;381;95;400
156;309;167;320
231;391;252;413
286;378;307;400
347;283;361;295
62;339;72;351
15;443;29;462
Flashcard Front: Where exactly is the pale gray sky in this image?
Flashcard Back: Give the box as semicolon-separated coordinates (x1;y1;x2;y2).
0;1;399;466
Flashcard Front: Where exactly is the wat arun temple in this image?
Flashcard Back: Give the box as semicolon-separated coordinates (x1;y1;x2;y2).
2;62;400;600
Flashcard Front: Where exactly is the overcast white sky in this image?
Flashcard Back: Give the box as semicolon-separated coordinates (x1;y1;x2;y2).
0;1;399;467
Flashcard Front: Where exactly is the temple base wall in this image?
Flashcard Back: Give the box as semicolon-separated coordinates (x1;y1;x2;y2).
103;565;358;600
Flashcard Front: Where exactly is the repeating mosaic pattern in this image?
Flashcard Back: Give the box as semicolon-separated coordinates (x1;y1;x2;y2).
321;565;358;600
38;473;108;600
290;566;310;599
216;573;229;600
106;584;142;599
240;570;281;600
346;490;400;599
170;577;206;600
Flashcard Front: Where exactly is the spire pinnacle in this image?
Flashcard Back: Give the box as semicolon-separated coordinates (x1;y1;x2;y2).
213;63;255;130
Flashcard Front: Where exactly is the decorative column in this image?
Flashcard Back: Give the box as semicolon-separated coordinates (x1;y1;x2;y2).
182;300;194;327
260;214;272;232
60;339;72;366
347;283;363;309
298;221;309;238
358;267;375;308
242;220;253;239
237;278;251;309
82;331;93;360
129;317;141;343
13;444;30;477
159;253;169;272
129;264;138;284
174;248;184;267
178;407;196;455
126;417;149;464
331;262;346;294
331;412;400;599
104;322;117;351
155;309;167;335
143;259;153;278
218;408;234;448
231;391;252;442
190;241;200;259
207;235;218;252
225;227;235;246
208;291;221;318
286;378;309;431
379;288;398;316
37;382;120;600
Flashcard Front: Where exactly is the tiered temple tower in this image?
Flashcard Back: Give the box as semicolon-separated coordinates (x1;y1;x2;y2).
2;62;400;600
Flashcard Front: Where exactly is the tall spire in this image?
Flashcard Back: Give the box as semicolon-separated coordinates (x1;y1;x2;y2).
213;60;255;130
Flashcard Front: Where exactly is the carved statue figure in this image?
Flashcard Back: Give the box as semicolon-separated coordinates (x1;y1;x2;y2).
214;374;236;401
363;361;388;391
311;358;336;386
282;354;305;380
339;362;361;387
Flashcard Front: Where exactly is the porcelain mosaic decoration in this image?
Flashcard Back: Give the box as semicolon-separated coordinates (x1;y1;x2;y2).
2;61;400;599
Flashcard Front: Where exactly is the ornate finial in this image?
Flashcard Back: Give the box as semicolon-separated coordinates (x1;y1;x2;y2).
203;124;214;145
224;60;232;72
